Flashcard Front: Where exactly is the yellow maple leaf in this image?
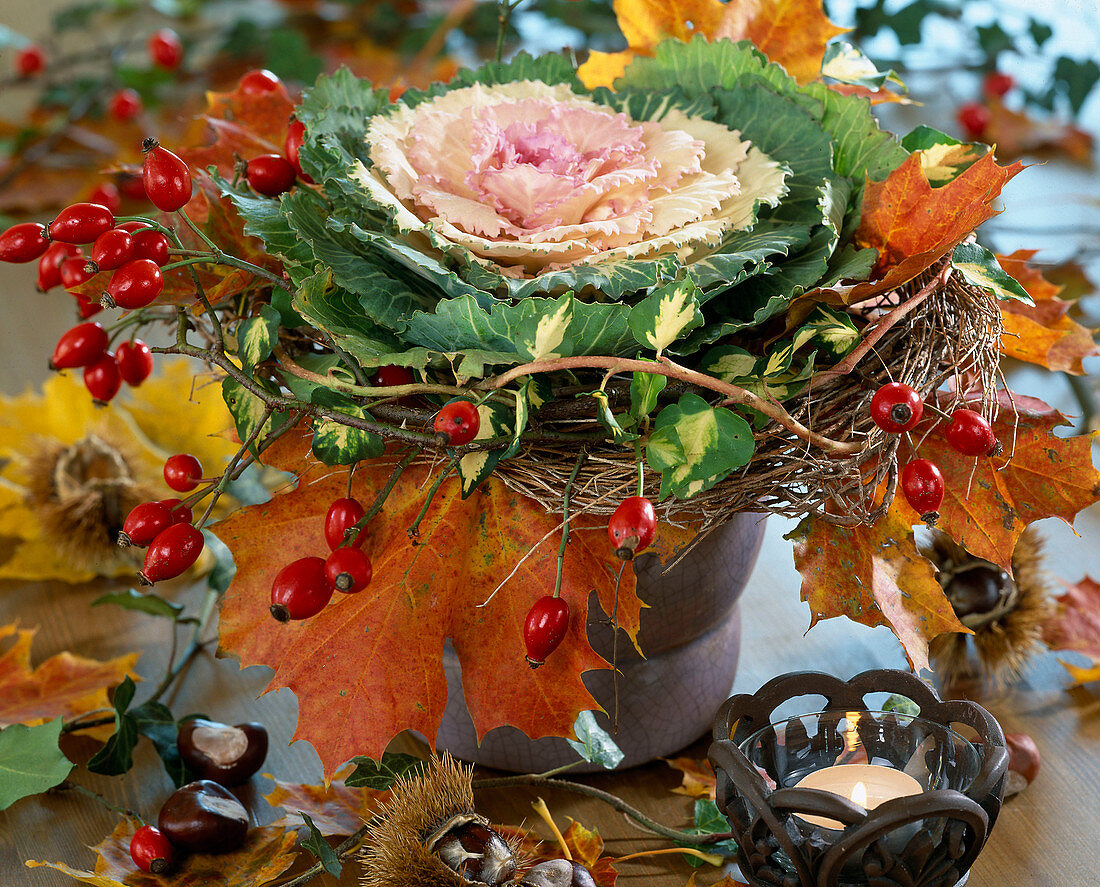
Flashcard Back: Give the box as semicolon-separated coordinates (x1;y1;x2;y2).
0;360;238;582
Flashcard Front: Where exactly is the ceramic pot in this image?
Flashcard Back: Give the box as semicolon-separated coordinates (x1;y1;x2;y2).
435;511;767;772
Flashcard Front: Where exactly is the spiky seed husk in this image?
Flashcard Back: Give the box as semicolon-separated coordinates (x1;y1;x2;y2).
359;753;519;887
925;528;1051;687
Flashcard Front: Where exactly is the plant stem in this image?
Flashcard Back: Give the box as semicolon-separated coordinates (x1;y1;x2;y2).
59;782;144;824
553;450;587;597
197;405;275;526
275;824;371;887
407;456;460;538
472;774;730;845
358;448;421;524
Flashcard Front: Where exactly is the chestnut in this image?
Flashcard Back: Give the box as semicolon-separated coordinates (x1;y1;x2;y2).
1004;731;1041;797
177;718;268;786
427;814;517;885
516;859;597;887
157;779;249;853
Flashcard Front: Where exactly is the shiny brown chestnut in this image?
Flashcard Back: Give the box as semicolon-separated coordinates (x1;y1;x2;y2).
157;779;249;853
177;718;268;786
515;859;597;887
427;813;517;885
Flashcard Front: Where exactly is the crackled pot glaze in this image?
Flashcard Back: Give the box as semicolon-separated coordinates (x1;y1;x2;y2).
435;512;767;772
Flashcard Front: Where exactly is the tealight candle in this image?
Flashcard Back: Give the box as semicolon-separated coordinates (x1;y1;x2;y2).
792;763;923;829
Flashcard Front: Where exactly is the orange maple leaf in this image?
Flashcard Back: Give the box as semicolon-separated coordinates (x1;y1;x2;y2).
895;391;1100;572
846;150;1026;300
997;250;1099;375
27;818;298;887
1042;575;1100;684
216;429;645;775
792;500;967;675
714;0;847;83
0;623;138;729
983;98;1095;164
264;762;390;836
663;755;717;800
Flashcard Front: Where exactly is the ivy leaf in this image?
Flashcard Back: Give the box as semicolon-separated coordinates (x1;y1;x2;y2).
91;588;184;621
299;813;342;877
565;710;625;769
629;370;666;422
591;390;638;445
951;241;1032;303
344;752;427;790
456;401;514;496
628;277;703;355
221;376;287;456
237;304;282;374
675;799;740;866
0;718;72;811
646;393;754;500
310;393;385;466
87;676;139;776
514;292;574;362
131;701;190;788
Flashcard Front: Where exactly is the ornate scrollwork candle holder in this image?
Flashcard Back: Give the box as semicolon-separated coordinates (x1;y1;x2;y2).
709;670;1008;887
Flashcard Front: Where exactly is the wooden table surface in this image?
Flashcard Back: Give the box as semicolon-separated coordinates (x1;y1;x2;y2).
3;498;1099;886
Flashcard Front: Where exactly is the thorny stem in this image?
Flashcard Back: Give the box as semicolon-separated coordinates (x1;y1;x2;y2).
274;823;371;887
196;406;276;526
407;455;460;538
472;774;732;846
553;450;588;598
479;356;862;456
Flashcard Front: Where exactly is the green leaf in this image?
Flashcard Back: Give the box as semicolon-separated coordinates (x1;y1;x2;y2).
675;799;740;866
629;371;666;422
794;306;860;360
1053;56;1100;116
628;277;703;355
456;401;513;496
821;43;904;91
1029;18;1053;47
202;529;237;594
263;28;323;85
237;305;282;374
502;382;532;461
344;752;426;790
221;376;286;456
565;711;625;770
698;345;757;382
882;694;921;717
131;702;189;788
300;812;342;876
91;588;183;620
591;390;637;444
311;397;385;467
976;22;1013;58
87;677;138;776
645;393;755;500
951;241;1033;303
0;719;73;811
514;292;574;362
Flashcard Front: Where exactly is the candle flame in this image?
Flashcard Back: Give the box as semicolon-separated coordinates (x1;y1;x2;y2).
851;781;868;808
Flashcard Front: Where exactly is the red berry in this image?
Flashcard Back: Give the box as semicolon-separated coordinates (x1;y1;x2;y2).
104;258;164;309
37;242;80;291
15;44;46;77
49;203;115;245
372;365;415;387
325;547;372;593
73;292;103;319
50;322;108;370
140;522;205;584
284;118;314;183
0;222;49;262
270;556;333;621
240;69;284;95
131;228;170;265
108;88;143;122
142;139;193;212
433;400;480;445
59;255;95;290
148;28;183;71
523;596;570;668
91;228;134;272
161;498;193;524
246;154;297;197
119;500;174;548
870;382;924;433
324;497;366;550
130;825;174;874
901;458;945;524
956;102;991;141
607;495;656;560
944;408;999;456
164;453;203;492
119;173;148;202
116;339;154;386
84;352;122;403
88;182;122;215
982;71;1014;99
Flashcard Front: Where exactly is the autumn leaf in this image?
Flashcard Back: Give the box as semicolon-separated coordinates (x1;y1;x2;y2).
845;150;1026;300
997;250;1098;375
216;429;646;775
264;762;390;836
1042;576;1100;684
791;500;967;675
663;756;717;800
714;0;847;83
27;818;298;887
983;98;1095;164
0;623;138;729
527;820;618;887
895;391;1100;572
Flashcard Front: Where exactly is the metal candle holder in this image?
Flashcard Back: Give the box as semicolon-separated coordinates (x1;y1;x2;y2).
708;670;1008;887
